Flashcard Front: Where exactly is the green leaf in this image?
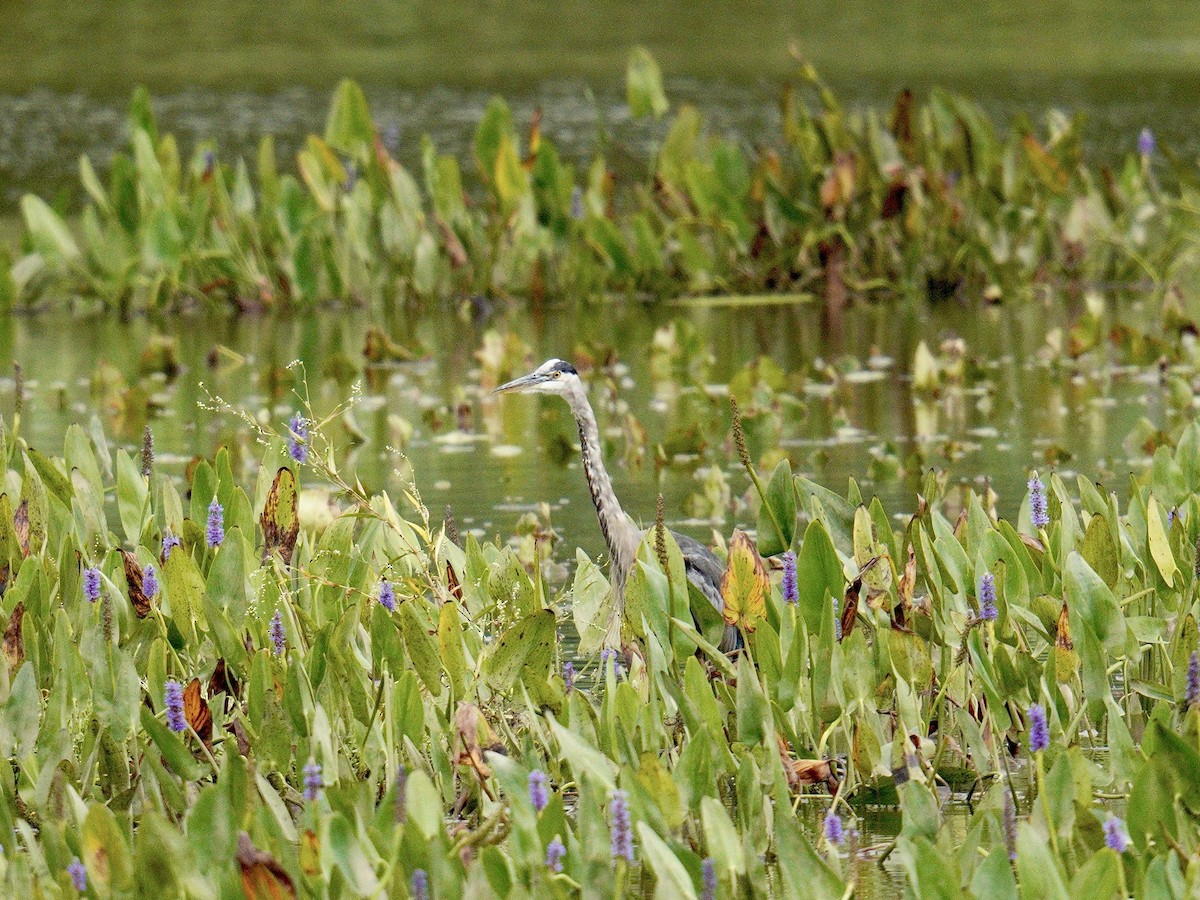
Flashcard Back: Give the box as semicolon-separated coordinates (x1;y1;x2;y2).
549;719;618;790
795;519;843;635
437;601;467;696
627;47;669;119
484;609;555;693
1079;513;1119;588
1147;496;1179;587
82;803;133;890
139;707;202;781
399;602;442;697
324;79;375;155
327;812;380;895
20;195;80;266
163;544;205;646
636;823;697;899
756;458;796;557
701;796;744;877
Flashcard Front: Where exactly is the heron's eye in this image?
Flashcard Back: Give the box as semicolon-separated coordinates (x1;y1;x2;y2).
552;371;561;378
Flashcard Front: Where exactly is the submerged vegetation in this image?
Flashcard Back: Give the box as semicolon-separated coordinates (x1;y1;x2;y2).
0;373;1198;896
5;49;1199;310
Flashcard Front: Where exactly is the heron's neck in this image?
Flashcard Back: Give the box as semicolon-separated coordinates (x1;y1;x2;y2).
566;385;639;588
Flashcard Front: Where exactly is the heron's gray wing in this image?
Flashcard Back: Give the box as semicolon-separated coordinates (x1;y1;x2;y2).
672;531;743;653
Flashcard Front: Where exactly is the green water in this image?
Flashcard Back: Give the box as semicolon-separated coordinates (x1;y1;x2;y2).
3;1;1200;210
4;293;1171;569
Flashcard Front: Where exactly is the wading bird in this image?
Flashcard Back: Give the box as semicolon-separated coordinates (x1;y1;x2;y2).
494;359;741;652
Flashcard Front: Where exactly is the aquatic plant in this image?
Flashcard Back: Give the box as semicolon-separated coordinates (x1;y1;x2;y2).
6;51;1191;311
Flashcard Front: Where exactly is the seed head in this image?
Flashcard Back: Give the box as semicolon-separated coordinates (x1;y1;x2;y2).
141;425;154;478
731;398;751;469
164;679;186;732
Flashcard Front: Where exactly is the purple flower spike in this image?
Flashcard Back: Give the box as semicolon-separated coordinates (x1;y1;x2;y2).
600;648;624;679
162;532;181;560
303;761;323;801
528;769;549;813
781;550;798;605
1138;128;1155;157
978;572;998;622
269;610;286;656
1028;474;1049;529
824;810;844;845
545;835;566;873
83;567;102;603
142;563;159;598
701;857;717;900
1028;703;1049;754
206;498;225;548
1103;814;1129;853
411;869;429;900
562;661;575;692
833;595;842;641
165;679;186;732
609;789;634;863
570;186;585;221
67;857;87;892
1187;650;1200;709
379;580;396;612
288;413;309;464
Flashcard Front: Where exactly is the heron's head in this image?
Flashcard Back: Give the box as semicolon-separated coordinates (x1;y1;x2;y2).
493;358;580;397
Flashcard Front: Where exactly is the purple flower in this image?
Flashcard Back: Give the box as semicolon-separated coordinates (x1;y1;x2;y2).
67;857;87;892
142;564;159;598
1003;790;1017;861
344;162;358;194
701;857;717;900
162;532;181;560
83;567;101;603
206;498;225;548
165;679;186;732
1103;814;1129;853
562;661;575;692
288;413;309;464
1187;650;1200;709
528;769;549;813
545;835;566;873
1028;474;1049;529
379;580;396;612
833;595;842;641
269;610;286;656
781;550;798;605
1138;128;1155;157
1028;703;1049;754
609;789;634;863
570;186;585;221
978;572;998;622
824;810;844;845
303;761;323;801
411;869;429;900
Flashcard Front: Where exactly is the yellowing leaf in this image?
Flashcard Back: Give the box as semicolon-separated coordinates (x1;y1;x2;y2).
1147;496;1178;588
720;530;768;634
260;467;300;565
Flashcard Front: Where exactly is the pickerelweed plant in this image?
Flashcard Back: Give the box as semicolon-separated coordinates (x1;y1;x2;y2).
0;390;1199;896
5;47;1198;311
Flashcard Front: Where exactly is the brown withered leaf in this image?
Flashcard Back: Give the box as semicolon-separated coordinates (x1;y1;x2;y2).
2;602;24;671
260;467;299;565
237;832;295;899
13;501;29;559
890;88;915;154
183;678;213;748
1055;600;1073;651
840;556;880;642
454;703;502;786
120;550;153;618
299;829;320;878
776;734;839;794
446;561;463;601
898;544;917;606
209;658;241;704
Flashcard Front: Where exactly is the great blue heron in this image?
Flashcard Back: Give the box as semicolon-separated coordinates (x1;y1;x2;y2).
494;358;741;652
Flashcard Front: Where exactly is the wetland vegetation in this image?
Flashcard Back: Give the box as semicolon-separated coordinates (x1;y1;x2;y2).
1;16;1200;898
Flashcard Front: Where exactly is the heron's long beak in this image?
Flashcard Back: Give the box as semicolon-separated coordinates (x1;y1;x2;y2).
492;372;545;394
